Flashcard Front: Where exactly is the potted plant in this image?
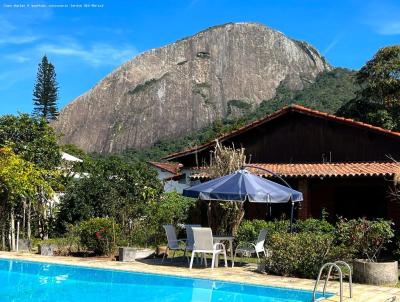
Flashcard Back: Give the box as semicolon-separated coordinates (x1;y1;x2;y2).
337;218;397;285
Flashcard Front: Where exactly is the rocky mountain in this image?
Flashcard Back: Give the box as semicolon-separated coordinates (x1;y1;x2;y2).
53;22;331;153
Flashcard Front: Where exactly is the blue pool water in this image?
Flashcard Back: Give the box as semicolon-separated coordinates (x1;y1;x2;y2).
0;258;329;302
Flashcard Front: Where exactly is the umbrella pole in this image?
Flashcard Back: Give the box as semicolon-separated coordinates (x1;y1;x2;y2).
289;200;294;233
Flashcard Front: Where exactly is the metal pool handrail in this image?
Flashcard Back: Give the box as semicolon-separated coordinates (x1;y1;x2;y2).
312;261;352;302
323;261;352;299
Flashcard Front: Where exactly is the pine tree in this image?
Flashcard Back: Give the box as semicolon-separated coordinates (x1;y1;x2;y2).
32;55;59;121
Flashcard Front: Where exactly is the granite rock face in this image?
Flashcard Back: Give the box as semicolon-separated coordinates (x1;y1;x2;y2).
53;22;331;153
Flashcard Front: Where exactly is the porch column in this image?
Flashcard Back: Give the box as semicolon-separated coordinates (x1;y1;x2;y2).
298;178;310;220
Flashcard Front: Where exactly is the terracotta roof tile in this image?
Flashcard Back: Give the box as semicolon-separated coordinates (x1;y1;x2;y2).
190;162;400;180
163;104;400;160
148;161;183;175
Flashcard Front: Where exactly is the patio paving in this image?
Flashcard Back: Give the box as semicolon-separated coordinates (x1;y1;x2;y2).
0;251;398;302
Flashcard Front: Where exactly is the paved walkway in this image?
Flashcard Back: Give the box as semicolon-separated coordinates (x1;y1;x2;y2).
0;252;398;302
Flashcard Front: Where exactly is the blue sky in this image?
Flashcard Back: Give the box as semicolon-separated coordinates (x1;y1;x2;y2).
0;0;399;115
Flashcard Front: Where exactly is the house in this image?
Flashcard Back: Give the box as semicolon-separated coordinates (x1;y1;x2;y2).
163;105;400;223
61;152;83;163
147;161;195;193
47;152;85;211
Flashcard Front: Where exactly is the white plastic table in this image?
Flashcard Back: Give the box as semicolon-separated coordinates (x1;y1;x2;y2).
213;235;234;263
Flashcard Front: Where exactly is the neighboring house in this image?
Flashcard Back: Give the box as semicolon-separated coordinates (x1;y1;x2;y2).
61;152;83;163
60;152;89;179
147;161;196;193
163;104;400;223
50;152;84;207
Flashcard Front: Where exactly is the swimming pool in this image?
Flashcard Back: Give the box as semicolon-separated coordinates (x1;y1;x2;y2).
0;258;329;302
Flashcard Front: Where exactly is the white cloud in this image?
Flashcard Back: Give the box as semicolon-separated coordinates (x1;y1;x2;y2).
1;36;137;92
323;35;342;55
0;10;137;94
4;54;31;63
0;67;32;91
375;21;400;35
37;41;137;67
0;35;40;45
0;16;16;33
362;0;400;35
0;14;40;46
0;11;44;48
0;7;137;66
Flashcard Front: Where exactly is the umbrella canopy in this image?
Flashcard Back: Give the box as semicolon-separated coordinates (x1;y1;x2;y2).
182;169;303;203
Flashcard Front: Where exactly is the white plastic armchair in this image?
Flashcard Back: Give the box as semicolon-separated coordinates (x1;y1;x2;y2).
190;227;227;270
232;228;268;267
162;224;186;263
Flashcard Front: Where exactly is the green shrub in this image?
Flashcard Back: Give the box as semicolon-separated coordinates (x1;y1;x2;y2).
130;192;197;247
236;218;347;279
271;220;291;234
152;192;197;226
237;218;334;245
236;220;270;244
336;218;394;261
77;218;120;255
267;232;351;278
236;219;290;245
236;218;393;278
295;218;334;234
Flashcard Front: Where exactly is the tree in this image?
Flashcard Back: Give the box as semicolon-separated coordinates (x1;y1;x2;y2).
56;156;162;237
206;141;248;235
0;114;61;170
337;46;400;130
32;55;59;121
207;140;246;178
0;147;55;249
0;115;62;242
357;46;400;108
144;191;197;246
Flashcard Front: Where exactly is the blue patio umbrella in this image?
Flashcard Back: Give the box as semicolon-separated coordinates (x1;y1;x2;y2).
182;169;303;231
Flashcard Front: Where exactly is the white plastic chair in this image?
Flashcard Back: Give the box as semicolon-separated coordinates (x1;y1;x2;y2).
232;228;268;267
184;224;201;264
190;227;227;270
184;224;201;254
162;224;186;263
